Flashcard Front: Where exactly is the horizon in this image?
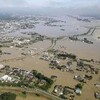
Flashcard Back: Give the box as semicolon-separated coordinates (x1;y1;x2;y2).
0;0;100;17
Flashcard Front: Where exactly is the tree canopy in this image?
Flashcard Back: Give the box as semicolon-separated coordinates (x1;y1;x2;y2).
0;92;16;100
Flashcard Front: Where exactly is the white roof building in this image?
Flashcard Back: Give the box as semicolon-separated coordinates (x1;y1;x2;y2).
75;88;82;95
0;64;5;69
0;75;12;82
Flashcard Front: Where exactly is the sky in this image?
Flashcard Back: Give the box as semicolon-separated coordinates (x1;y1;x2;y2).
0;0;99;8
0;0;100;16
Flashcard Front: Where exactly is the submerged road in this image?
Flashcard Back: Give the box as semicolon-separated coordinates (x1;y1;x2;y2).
35;88;64;100
0;86;64;100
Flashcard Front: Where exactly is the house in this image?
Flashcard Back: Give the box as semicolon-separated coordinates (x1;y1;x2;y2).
0;75;12;82
74;75;85;82
13;40;23;45
28;50;35;55
94;83;100;88
32;77;39;83
63;86;75;95
67;61;72;66
0;64;5;69
40;52;50;61
23;39;30;43
38;80;47;86
53;85;64;96
49;60;60;66
75;88;82;95
95;92;100;99
91;68;99;74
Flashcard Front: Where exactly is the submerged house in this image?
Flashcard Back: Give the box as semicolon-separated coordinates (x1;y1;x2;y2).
74;75;85;82
53;85;64;96
94;83;100;88
63;86;75;95
0;75;12;82
49;60;60;66
75;88;82;95
0;64;5;69
95;92;100;99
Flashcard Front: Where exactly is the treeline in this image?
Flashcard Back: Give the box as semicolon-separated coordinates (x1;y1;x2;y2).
31;70;54;91
57;53;76;60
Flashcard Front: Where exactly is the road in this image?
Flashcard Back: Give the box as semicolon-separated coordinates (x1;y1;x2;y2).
0;86;64;100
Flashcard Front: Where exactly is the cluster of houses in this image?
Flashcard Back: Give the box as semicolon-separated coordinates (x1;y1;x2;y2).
74;74;93;83
40;50;75;72
0;15;37;35
0;36;31;48
0;32;47;49
40;49;100;76
0;20;19;34
0;64;53;90
40;52;54;61
74;75;86;83
13;39;30;46
52;85;82;99
39;50;100;99
49;57;75;74
0;75;13;83
76;60;99;74
68;36;93;44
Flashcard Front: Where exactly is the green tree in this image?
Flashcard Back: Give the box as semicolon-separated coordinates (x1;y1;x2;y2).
0;92;16;100
0;49;2;54
75;83;83;90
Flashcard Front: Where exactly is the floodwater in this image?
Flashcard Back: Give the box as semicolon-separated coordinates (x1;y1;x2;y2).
4;16;100;37
0;16;100;100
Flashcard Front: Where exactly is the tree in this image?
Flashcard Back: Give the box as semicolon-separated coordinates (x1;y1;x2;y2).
0;49;2;54
0;92;16;100
22;91;26;95
75;83;83;90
